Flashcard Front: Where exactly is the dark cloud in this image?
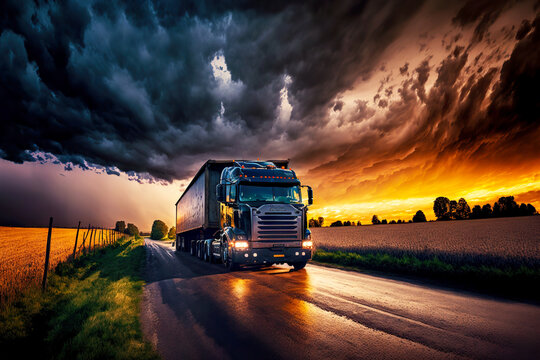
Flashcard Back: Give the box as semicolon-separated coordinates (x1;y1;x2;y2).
0;0;428;181
452;0;513;43
399;63;409;75
0;0;538;189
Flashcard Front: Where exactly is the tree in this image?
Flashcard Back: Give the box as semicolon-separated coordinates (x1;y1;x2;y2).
527;203;537;215
330;220;343;227
449;200;458;219
115;221;126;233
481;203;492;218
168;226;176;239
343;220;352;226
390;220;396;224
492;202;501;217
433;197;451;220
309;219;319;227
471;205;482;219
151;220;168;240
357;221;361;226
455;198;471;220
519;203;528;216
381;219;388;224
372;215;381;225
125;223;139;236
318;217;325;227
412;210;427;223
497;196;518;216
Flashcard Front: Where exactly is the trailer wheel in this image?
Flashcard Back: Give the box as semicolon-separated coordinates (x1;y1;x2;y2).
292;261;307;271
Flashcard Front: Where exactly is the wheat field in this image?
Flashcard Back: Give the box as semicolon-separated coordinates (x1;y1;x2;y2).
311;216;540;268
0;226;114;303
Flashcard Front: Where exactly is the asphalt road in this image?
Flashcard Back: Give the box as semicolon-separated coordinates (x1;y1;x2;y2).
141;239;540;360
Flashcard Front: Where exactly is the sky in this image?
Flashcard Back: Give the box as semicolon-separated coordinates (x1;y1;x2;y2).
1;0;539;230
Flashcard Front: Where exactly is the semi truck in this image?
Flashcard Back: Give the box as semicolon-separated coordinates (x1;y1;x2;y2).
175;160;313;270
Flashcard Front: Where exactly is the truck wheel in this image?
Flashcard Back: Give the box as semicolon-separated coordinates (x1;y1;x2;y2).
203;246;209;262
293;261;307;271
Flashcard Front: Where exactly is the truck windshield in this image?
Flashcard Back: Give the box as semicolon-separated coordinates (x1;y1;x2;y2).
239;185;301;203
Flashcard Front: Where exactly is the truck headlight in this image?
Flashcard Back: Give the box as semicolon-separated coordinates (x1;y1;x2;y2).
302;240;313;248
234;241;249;249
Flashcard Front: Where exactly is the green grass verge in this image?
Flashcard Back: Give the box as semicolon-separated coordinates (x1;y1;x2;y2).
313;249;540;300
0;236;159;360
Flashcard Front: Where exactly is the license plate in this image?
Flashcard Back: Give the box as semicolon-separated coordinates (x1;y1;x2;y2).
273;254;285;258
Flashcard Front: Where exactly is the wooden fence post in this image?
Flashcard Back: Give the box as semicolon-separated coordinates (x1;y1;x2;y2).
86;226;93;254
72;221;81;260
42;217;53;292
92;226;97;254
81;224;90;253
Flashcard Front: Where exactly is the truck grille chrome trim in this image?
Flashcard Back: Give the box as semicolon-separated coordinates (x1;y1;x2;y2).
252;204;302;245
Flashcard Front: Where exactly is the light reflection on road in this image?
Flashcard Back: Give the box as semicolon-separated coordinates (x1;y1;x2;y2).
141;240;540;360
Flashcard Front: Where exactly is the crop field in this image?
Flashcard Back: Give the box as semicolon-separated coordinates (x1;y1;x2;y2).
0;226;109;303
311;216;540;268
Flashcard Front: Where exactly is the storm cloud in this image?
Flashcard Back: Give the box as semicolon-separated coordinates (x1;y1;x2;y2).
0;0;429;181
1;0;539;199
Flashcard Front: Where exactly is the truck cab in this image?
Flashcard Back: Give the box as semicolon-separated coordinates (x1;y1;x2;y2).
211;161;313;270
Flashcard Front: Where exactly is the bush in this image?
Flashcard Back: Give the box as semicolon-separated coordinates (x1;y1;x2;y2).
115;221;126;233
168;227;176;239
150;220;168;240
412;210;427;223
125;223;139;236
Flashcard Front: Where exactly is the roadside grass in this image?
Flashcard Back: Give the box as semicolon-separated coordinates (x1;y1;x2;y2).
313;249;540;300
0;236;159;360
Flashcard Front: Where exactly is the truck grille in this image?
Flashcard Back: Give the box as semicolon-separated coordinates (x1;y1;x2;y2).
252;204;302;246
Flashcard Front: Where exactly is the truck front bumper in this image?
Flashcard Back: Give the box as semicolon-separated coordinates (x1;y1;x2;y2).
232;247;312;265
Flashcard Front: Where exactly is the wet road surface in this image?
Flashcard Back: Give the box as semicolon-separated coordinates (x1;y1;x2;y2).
141;239;540;360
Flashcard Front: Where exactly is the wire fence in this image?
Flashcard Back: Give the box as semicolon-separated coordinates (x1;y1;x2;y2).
0;218;126;305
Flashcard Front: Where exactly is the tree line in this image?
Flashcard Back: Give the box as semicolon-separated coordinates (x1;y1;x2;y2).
308;194;536;227
114;221;140;236
433;196;536;221
309;209;428;227
115;220;176;240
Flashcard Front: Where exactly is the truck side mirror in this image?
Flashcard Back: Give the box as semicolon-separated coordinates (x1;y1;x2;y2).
308;187;313;205
216;184;225;202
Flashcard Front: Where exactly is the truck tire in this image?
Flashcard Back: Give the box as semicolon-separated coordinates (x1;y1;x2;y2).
221;244;238;271
293;261;307;271
198;243;204;259
203;245;209;262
